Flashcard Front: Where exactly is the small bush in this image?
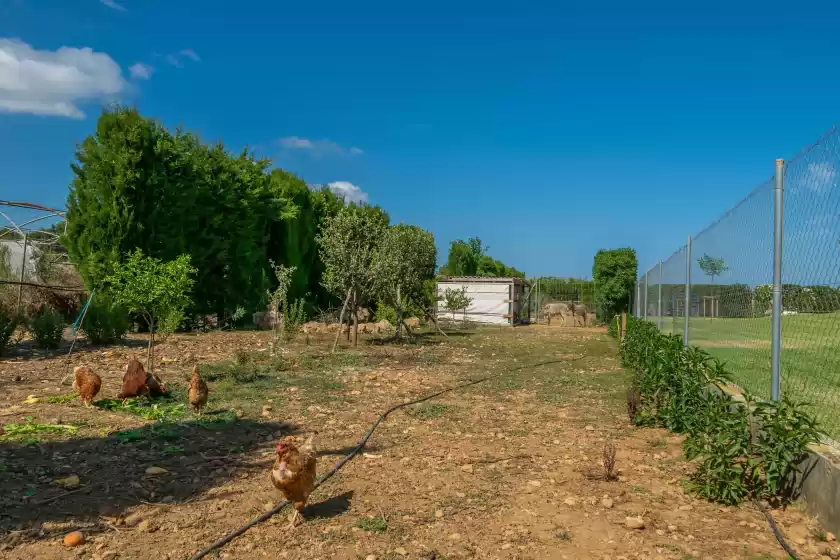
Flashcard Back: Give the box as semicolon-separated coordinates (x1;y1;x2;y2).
282;298;307;341
81;297;131;345
0;307;19;356
30;309;65;349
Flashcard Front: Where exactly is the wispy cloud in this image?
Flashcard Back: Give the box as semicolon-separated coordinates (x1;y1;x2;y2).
805;162;838;194
129;62;154;80
0;38;126;119
164;49;201;68
278;136;364;157
327;181;369;205
100;0;127;11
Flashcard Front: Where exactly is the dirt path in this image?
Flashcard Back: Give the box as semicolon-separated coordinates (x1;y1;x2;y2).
0;326;831;559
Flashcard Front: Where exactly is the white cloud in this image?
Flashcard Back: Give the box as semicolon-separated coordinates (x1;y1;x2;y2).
100;0;127;11
0;38;126;119
805;162;838;194
327;181;369;205
165;49;200;68
180;49;200;62
129;62;153;80
278;136;363;157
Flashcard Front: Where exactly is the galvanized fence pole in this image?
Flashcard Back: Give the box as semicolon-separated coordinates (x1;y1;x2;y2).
15;233;28;316
643;272;648;320
684;235;691;348
636;281;641;317
771;158;785;401
657;259;663;330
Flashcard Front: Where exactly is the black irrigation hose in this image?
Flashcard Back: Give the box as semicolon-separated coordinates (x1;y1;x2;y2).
754;499;802;560
189;357;582;559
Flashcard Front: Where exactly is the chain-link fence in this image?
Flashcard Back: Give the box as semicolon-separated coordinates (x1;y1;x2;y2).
635;124;840;442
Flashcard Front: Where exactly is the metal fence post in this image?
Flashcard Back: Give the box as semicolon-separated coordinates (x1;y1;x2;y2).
15;233;28;316
684;235;691;348
636;282;641;317
643;272;648;320
657;259;662;330
771;158;785;401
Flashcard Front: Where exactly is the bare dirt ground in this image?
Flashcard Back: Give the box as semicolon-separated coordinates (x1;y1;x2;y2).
0;325;832;559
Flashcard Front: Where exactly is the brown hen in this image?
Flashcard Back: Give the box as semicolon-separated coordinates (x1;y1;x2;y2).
270;433;317;527
117;358;150;402
72;366;101;407
146;371;166;396
188;365;208;415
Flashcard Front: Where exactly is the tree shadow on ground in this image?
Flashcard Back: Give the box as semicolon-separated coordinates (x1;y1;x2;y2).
0;416;299;544
2;337;149;363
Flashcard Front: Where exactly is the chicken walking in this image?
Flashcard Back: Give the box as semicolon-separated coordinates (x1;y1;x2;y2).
270;433;317;527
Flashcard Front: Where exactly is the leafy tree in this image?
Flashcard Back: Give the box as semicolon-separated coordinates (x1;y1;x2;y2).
105;249;196;370
441;236;523;278
592;248;637;322
441;287;473;324
374;224;437;338
697;254;728;284
266;261;295;354
317;205;387;350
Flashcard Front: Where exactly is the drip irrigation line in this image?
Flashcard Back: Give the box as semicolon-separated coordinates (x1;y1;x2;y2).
189;356;583;559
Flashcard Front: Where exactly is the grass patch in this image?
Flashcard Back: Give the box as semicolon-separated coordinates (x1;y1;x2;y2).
648;438;667;449
554;528;572;541
112;423;181;443
46;393;78;404
298;350;367;371
93;396;186;422
407;403;450;420
203;353;290;383
0;417;78;444
355;515;387;533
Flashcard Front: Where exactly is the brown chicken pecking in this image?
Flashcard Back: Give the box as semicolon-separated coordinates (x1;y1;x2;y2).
117;358;150;402
188;365;208;415
270;433;318;527
72;366;101;407
146;371;167;396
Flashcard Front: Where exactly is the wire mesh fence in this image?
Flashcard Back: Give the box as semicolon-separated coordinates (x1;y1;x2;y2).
635;124;840;442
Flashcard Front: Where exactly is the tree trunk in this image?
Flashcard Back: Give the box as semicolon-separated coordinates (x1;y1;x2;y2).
352;289;359;347
146;319;155;373
395;284;403;339
424;310;448;338
332;289;352;353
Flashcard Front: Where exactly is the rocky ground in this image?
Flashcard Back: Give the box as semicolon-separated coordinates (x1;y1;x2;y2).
0;325;834;559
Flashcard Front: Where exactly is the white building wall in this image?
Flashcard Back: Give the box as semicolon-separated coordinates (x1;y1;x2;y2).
437;281;511;325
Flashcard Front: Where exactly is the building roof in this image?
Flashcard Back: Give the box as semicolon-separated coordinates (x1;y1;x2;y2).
437;276;531;286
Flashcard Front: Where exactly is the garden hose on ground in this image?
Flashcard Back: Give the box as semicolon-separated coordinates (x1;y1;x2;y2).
754;499;802;560
190;357;579;559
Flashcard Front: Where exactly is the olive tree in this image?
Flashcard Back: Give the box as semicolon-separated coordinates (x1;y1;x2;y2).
105;249;196;370
374;224;436;338
316;206;387;350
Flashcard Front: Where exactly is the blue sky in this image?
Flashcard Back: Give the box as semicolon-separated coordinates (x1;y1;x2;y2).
3;0;840;280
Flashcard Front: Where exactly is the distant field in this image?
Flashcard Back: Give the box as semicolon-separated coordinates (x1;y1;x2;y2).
646;313;840;440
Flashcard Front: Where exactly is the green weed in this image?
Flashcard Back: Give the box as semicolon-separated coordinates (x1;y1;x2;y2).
356;515;387;533
47;393;78;404
407;403;450;420
0;416;78;444
94;396;186;422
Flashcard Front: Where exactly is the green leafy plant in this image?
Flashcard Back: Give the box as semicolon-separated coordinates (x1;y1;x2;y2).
105;249;196;371
29;309;65;349
356;515;388;533
621;315;822;505
0;306;19;357
47;393;78;404
697;254;728;284
94;396;186;422
81;296;130;345
282;298;307;342
0;416;78;444
441;287;473;324
592;248;637;323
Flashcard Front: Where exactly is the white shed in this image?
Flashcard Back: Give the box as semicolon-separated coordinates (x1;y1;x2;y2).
436;276;530;325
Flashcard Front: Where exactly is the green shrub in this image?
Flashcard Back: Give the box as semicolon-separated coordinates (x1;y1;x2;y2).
0;307;19;356
621;316;821;505
282;298;307;341
592;248;637;322
82;297;131;345
30;309;65;349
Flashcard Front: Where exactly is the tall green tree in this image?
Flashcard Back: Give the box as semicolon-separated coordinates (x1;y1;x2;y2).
374;224;437;337
697;254;728;284
592;248;637;322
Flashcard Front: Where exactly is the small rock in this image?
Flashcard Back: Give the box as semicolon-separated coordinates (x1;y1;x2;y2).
367;374;377;381
668;525;677;532
101;552;118;559
528;480;541;487
394;548;408;556
435;509;443;519
585;425;595;431
601;498;614;509
625;517;645;530
63;531;85;547
678;505;693;511
656;529;665;536
448;533;461;541
461;464;474;473
365;556;378;560
795;537;807;546
137;520;156;533
55;474;81;488
828;532;837;543
145;466;168;475
829;549;840;560
288;387;298;393
563;497;577;506
264;502;275;512
501;543;512;550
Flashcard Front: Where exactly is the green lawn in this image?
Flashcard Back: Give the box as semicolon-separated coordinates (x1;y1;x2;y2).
644;314;840;440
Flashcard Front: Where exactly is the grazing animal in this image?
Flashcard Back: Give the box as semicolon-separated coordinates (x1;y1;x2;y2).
569;303;591;327
72;366;101;407
270;433;318;527
541;302;571;326
117;358;150;402
188;365;209;415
